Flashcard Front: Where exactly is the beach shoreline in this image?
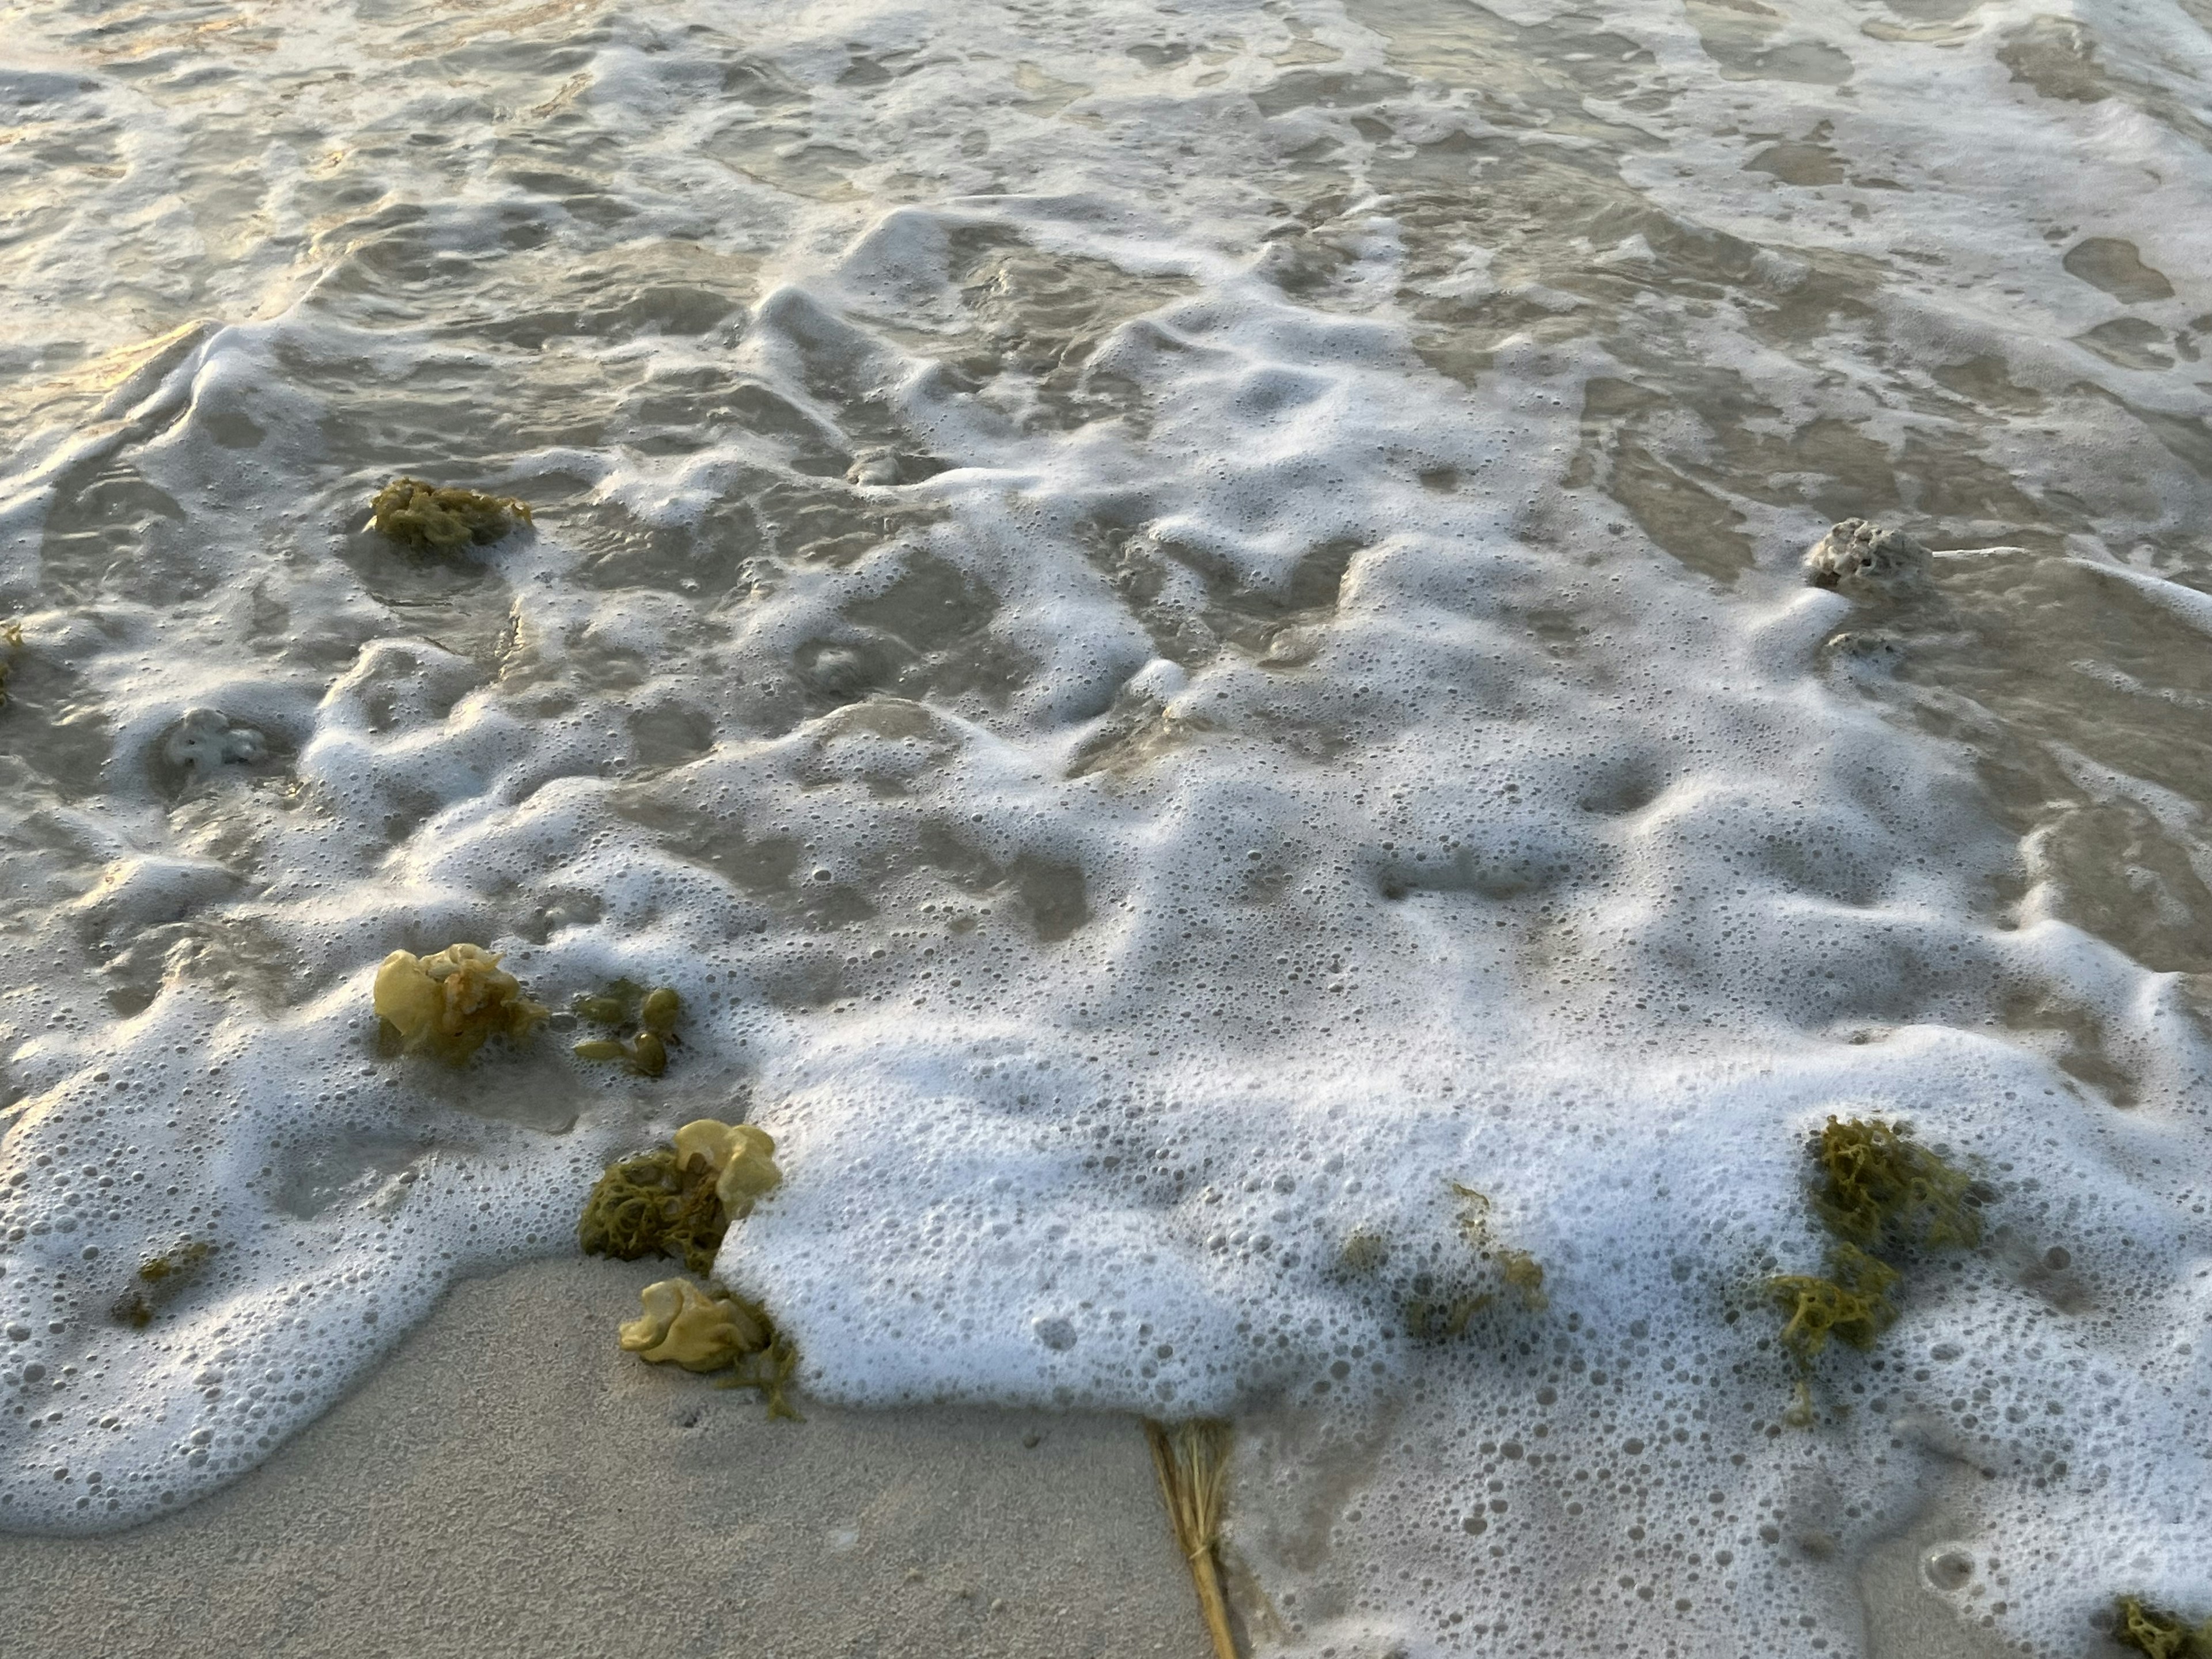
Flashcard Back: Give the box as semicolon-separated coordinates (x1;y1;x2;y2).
0;1256;1203;1659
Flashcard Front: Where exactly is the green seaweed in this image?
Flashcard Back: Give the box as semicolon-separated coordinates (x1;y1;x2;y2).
578;1146;728;1278
1810;1116;1979;1251
1400;1183;1548;1338
573;980;644;1026
109;1238;215;1328
2113;1596;2212;1659
586;1123;797;1417
717;1330;803;1420
1453;1181;1549;1311
1768;1117;1978;1421
368;477;532;551
1770;1241;1899;1366
578;1119;779;1277
570;980;681;1076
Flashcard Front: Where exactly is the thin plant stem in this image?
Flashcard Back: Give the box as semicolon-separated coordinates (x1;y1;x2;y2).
1144;1418;1238;1659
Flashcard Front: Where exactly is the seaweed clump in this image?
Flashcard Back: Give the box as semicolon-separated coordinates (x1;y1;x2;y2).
2113;1596;2212;1659
0;620;21;708
108;1239;215;1328
571;980;682;1077
577;1118;780;1278
1810;1116;1979;1252
582;1119;795;1415
369;478;532;551
1768;1118;1979;1422
619;1275;800;1417
374;943;548;1065
1802;518;1930;601
1402;1182;1550;1340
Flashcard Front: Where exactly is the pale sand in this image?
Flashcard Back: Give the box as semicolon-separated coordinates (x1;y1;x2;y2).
0;1256;1204;1659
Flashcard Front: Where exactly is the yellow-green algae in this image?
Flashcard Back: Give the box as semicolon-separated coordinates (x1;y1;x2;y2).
1403;1183;1549;1339
368;478;532;550
578;1143;727;1278
0;620;21;707
622;1276;769;1369
1768;1117;1978;1421
108;1239;215;1328
2113;1596;2212;1659
373;943;548;1065
583;1119;797;1415
1808;1115;1979;1251
570;980;683;1076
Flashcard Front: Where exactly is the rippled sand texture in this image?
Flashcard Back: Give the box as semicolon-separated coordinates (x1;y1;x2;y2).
1;0;2209;1656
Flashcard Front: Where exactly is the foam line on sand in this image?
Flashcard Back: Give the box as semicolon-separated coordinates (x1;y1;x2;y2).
0;1257;1202;1658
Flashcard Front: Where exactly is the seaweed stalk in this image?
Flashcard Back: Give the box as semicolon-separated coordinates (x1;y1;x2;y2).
1143;1418;1238;1659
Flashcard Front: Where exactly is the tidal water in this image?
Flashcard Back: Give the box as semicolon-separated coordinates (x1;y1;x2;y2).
2;0;2209;1653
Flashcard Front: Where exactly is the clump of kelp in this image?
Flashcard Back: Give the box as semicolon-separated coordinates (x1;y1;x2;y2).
368;477;532;551
374;943;547;1064
580;1118;797;1416
1144;1419;1238;1659
108;1239;215;1329
1768;1116;1979;1422
2112;1595;2212;1658
571;980;682;1077
1372;1181;1548;1342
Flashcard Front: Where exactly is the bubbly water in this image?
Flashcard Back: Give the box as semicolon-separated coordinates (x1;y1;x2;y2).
3;0;2210;1651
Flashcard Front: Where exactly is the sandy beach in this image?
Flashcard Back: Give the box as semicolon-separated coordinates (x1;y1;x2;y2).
0;1250;2039;1659
0;1256;1203;1659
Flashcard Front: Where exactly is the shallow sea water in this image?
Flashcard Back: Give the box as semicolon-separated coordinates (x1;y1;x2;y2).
2;0;2210;1652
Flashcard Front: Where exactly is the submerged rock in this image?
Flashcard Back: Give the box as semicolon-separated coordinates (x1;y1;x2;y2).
1802;518;1931;600
162;708;266;776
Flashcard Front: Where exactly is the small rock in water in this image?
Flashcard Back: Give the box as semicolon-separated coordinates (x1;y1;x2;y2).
162;709;266;775
1802;518;1930;601
846;449;902;486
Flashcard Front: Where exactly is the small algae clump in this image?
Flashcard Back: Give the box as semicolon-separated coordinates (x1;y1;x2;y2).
369;477;533;551
108;1239;216;1328
374;943;548;1065
0;620;21;707
1402;1183;1550;1339
1810;1115;1980;1252
1770;1241;1899;1368
571;980;683;1077
2114;1596;2212;1659
620;1277;769;1370
578;1119;781;1278
1768;1117;1978;1421
579;1147;724;1278
617;1276;800;1417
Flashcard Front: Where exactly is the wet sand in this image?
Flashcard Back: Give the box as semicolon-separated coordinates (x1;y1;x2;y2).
0;1257;1202;1659
0;1253;2056;1659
